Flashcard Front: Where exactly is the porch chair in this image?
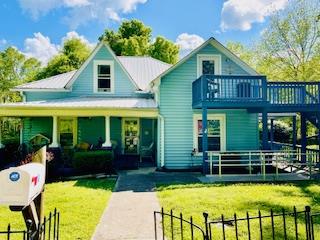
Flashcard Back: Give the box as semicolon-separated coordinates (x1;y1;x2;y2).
140;142;155;163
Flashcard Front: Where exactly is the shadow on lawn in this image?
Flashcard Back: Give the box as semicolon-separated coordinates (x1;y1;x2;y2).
74;178;116;191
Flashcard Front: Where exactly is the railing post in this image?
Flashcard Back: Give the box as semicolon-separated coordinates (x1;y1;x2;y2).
261;76;267;102
275;153;279;179
249;152;252;175
262;110;268;150
219;153;222;178
262;153;266;181
292;115;297;150
301;112;307;163
209;152;213;175
305;206;312;240
270;119;274;150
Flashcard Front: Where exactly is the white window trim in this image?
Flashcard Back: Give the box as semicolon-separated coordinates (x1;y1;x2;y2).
93;60;115;94
193;113;226;155
197;54;222;78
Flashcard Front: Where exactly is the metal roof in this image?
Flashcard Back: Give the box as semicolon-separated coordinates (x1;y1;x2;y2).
14;70;76;91
13;55;171;92
118;56;171;91
0;97;158;109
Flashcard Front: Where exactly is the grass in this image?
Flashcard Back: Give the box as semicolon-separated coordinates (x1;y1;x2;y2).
157;181;320;239
0;178;115;240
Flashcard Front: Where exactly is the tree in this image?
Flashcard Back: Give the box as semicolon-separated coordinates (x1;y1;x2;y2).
149;36;179;64
0;47;41;102
100;19;179;64
258;0;320;81
226;42;256;68
38;38;91;79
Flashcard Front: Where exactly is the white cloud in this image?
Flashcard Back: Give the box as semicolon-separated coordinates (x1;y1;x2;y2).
18;0;147;29
23;31;95;65
105;8;121;22
221;0;288;31
23;33;59;65
61;31;96;48
175;33;205;57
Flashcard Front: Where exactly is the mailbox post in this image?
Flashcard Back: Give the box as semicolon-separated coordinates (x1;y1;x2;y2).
0;146;47;238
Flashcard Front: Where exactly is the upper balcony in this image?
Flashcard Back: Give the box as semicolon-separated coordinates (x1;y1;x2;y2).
192;75;320;112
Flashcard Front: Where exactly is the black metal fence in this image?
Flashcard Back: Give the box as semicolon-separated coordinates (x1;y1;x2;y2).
0;208;60;240
154;206;320;240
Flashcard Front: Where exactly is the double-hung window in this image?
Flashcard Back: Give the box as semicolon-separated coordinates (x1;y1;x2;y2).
193;114;226;153
94;60;114;93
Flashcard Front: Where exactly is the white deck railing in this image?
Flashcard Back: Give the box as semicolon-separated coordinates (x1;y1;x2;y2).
206;150;319;180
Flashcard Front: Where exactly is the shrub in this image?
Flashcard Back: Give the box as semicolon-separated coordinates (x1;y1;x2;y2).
72;150;113;174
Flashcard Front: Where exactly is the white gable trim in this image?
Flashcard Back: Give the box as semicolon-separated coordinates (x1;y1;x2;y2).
150;37;259;86
197;54;222;77
65;42;140;90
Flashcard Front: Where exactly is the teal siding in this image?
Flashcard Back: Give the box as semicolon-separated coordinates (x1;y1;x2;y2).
78;117;105;145
70;46;137;97
22;117;53;143
77;117;122;149
25;92;69;101
160;43;259;169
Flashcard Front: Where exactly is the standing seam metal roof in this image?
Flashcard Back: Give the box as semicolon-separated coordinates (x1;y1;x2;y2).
14;56;171;91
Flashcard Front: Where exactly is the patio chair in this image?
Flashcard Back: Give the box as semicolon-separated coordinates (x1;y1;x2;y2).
140;142;155;162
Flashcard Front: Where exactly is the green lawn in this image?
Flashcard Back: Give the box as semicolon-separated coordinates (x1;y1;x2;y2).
157;181;320;239
0;178;115;240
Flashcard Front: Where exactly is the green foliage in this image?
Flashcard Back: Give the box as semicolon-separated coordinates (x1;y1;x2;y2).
258;0;320;81
72;150;113;173
157;182;320;239
100;19;179;64
149;36;179;64
38;38;91;79
0;47;41;102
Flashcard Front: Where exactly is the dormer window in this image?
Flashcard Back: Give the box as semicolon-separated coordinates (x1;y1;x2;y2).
94;60;114;93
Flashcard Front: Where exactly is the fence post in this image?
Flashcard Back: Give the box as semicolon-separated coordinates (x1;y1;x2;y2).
203;212;209;240
305;206;312;240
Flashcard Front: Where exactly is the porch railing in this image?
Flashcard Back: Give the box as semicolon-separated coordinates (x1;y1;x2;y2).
267;82;320;106
206;150;319;180
270;141;320;163
192;75;267;105
192;75;320;108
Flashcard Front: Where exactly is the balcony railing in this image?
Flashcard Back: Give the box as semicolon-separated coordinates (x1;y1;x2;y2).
192;75;320;109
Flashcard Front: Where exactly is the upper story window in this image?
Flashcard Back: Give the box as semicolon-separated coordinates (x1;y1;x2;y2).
93;60;114;93
197;54;221;77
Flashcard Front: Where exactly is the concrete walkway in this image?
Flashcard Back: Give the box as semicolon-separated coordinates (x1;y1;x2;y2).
91;168;161;240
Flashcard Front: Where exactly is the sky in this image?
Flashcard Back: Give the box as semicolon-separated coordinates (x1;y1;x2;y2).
0;0;289;64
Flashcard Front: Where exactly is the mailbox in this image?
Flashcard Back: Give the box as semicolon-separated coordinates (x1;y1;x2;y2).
0;163;45;206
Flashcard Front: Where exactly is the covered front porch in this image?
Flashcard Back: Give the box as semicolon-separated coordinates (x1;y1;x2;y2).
0;97;159;171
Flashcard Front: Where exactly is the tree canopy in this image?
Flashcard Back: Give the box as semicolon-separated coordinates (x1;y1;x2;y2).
100;19;179;64
37;38;91;79
227;0;320;82
0;47;41;102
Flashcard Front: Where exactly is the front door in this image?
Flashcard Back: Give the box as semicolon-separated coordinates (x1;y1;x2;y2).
122;118;140;154
59;118;77;149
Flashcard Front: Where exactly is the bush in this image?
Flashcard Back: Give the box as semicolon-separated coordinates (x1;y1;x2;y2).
72;150;113;174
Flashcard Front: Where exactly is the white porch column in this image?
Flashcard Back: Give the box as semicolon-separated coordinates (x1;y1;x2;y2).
102;116;112;147
0;119;4;148
49;116;59;148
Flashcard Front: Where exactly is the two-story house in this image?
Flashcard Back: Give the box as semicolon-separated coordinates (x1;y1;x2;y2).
0;37;319;174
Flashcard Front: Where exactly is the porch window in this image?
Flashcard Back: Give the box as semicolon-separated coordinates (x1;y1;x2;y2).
94;60;114;93
193;114;226;153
